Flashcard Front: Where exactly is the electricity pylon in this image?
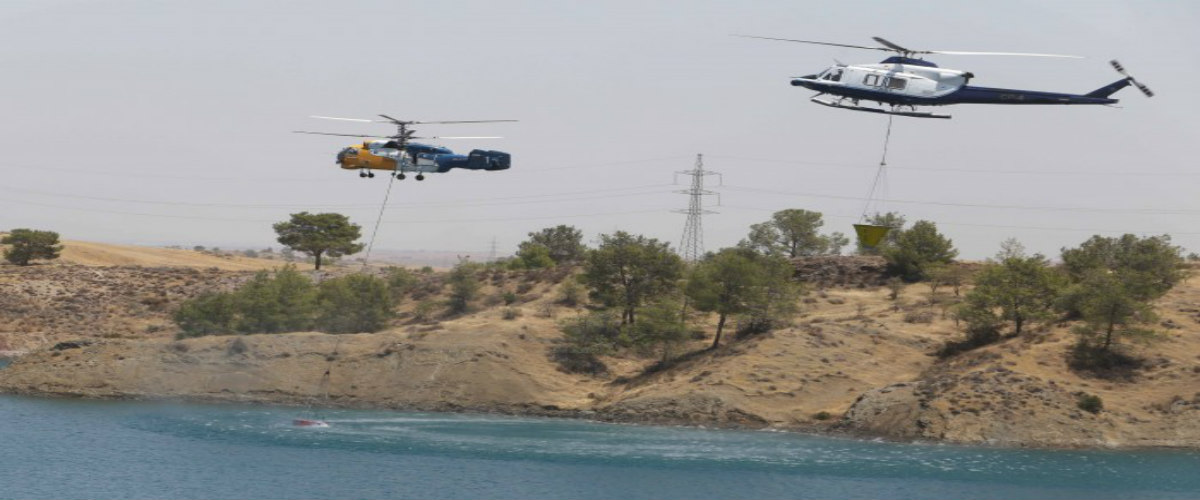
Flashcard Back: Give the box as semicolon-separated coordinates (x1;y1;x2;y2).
674;154;721;263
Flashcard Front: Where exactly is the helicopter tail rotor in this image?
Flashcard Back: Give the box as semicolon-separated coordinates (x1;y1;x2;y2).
1110;60;1154;97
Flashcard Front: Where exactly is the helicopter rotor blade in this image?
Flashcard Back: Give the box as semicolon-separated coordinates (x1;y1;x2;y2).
731;34;889;52
413;136;503;140
871;37;913;54
407;120;519;125
377;113;410;125
310;115;389;123
1111;60;1154;97
294;131;382;138
928;50;1083;58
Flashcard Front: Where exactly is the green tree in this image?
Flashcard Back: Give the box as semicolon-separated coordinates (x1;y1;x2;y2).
687;248;799;349
514;242;555;269
1061;234;1184;302
883;220;957;282
273;212;364;270
315;273;393;333
384;266;418;302
525;225;585;264
581;231;683;325
629;297;691;362
1071;271;1156;352
173;292;237;338
172;266;318;337
740;209;844;257
1;229;63;266
446;258;482;314
232;267;318;333
553;310;621;374
857;212;906;255
944;294;1003;353
967;254;1066;336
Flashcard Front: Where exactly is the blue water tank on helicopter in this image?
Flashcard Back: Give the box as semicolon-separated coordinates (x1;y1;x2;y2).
430;150;512;172
470;150;511;171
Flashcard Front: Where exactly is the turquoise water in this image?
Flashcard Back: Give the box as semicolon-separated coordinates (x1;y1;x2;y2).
1;395;1197;499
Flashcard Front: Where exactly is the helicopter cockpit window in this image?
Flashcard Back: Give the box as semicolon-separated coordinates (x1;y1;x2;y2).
886;77;907;90
829;69;843;81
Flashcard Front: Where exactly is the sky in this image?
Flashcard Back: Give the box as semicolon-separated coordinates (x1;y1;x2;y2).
0;0;1197;260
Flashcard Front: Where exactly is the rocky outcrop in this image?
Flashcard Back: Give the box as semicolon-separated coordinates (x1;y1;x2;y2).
840;348;1200;448
791;256;889;287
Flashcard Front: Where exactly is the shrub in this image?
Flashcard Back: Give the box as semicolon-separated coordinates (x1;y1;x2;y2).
938;299;1002;357
552;311;621;374
232;267;318;333
550;345;608;375
502;291;519;305
315;274;393;334
384;266;418;300
903;310;934;324
886;277;903;300
446;259;482;314
173;266;321;337
559;280;585;307
413;299;437;322
174;292;237;338
1068;340;1144;379
228;337;248;355
502;307;522;320
813;411;832;421
1077;393;1104;414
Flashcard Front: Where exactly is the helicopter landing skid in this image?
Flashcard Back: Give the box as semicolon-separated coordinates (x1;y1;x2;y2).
810;97;951;119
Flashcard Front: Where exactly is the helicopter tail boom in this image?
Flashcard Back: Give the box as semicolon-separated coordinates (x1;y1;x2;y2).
1085;79;1133;99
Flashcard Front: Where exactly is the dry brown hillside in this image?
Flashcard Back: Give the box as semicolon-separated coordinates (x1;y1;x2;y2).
57;240;281;270
1;250;1197;448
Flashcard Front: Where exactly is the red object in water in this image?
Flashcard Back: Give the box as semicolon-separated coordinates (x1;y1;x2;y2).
293;418;330;428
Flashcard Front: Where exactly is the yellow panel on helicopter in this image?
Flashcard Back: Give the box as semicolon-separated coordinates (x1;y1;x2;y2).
339;146;397;171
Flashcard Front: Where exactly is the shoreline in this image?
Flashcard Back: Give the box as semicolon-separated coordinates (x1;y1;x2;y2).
2;387;1194;452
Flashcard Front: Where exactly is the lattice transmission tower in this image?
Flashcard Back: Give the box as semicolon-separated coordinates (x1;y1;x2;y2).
674;154;721;263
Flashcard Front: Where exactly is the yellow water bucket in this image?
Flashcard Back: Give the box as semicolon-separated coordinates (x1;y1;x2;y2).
853;224;892;248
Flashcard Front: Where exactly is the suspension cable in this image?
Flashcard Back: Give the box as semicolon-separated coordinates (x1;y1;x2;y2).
360;172;398;270
859;115;893;221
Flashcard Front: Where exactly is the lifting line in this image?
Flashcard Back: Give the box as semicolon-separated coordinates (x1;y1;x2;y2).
859;115;893;222
360;172;398;270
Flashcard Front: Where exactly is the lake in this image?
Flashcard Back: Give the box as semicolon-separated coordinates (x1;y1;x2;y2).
1;395;1197;499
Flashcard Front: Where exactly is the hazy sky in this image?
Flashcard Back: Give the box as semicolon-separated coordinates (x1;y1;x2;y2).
1;0;1197;260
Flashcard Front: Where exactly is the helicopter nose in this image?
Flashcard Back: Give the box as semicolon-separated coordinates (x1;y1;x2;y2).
791;75;818;88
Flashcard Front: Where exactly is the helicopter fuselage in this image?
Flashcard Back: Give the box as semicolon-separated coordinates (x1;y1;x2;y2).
791;57;1125;109
336;140;511;175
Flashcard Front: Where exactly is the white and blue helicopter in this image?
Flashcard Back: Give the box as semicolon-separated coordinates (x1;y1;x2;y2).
737;35;1153;119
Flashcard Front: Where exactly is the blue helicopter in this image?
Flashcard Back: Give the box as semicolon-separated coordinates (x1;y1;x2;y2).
737;36;1153;119
295;115;514;180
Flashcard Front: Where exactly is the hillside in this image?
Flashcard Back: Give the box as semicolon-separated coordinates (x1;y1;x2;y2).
1;246;1198;448
56;240;282;270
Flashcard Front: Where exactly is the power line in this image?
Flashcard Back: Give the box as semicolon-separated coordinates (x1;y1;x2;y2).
0;183;675;210
722;205;1200;236
0;196;675;225
721;184;1200;215
708;155;1200;177
6;156;693;182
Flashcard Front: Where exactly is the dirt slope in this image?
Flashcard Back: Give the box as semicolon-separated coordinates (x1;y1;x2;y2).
841;278;1200;447
57;240;280;270
1;254;1198;448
